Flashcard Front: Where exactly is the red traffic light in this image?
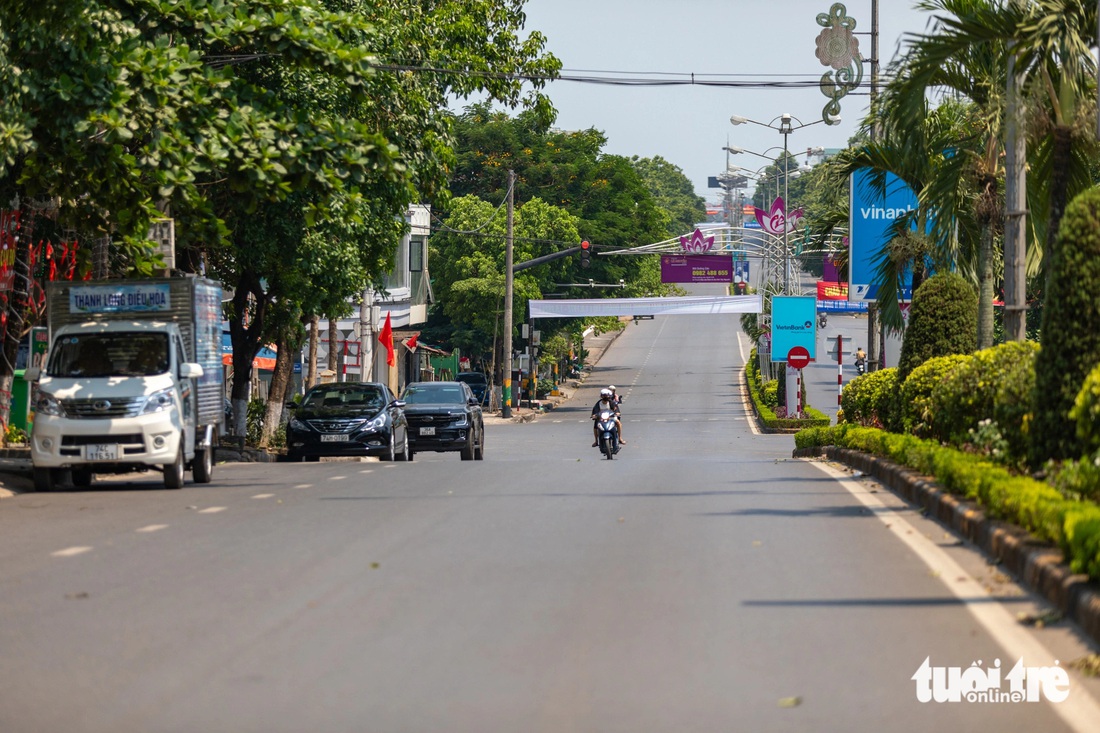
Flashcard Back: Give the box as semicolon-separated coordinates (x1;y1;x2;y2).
581;240;590;250
579;240;591;268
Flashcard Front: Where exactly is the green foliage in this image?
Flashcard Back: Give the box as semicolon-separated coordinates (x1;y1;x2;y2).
839;368;899;428
1048;451;1100;504
630;155;706;235
897;272;978;381
1071;361;1100;455
899;354;969;437
1033;187;1100;465
745;350;830;431
929;342;1039;455
794;423;1100;578
246;398;266;447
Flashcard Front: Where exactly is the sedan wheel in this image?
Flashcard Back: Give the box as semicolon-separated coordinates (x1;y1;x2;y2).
384;432;396;462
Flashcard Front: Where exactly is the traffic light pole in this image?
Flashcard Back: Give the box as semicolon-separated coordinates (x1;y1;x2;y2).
502;170;514;418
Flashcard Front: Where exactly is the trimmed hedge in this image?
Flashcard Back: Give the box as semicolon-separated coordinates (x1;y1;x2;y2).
1072;362;1100;455
899;354;969;438
839;368;898;428
897;272;978;381
929;341;1039;452
1032;187;1100;465
794;424;1100;580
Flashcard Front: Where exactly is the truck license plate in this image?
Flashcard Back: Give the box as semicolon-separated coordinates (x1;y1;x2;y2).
84;444;119;461
419;427;436;436
320;434;349;442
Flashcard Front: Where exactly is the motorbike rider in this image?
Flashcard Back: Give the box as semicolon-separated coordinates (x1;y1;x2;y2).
591;388;626;447
608;385;625;441
855;346;867;374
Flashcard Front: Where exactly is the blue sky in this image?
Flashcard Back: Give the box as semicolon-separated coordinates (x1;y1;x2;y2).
510;0;936;204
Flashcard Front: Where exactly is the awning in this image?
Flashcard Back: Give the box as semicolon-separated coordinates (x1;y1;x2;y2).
221;333;278;370
528;294;762;319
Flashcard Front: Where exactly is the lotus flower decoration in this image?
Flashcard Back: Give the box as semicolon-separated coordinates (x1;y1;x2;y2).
679;228;714;253
754;197;804;236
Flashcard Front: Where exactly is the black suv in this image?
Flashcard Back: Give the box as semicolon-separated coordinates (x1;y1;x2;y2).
402;381;485;460
454;371;489;405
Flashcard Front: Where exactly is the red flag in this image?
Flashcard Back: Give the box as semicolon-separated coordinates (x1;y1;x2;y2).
404;332;419;352
378;311;395;367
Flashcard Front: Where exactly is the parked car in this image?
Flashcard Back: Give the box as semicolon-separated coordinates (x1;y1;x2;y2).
454;371;490;405
401;381;485;460
285;382;410;462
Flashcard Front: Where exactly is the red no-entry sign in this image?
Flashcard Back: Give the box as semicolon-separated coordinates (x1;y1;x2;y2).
787;346;811;369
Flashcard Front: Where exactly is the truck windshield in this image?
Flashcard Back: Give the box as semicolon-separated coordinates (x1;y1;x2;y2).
47;333;170;378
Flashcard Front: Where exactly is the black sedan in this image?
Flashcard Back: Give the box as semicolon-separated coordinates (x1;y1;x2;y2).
401;381;485;460
285;382;410;462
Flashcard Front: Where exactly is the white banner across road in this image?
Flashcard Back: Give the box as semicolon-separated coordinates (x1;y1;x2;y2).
528;294;763;319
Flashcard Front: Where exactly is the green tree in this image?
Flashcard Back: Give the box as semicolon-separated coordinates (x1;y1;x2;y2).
630;155;706;235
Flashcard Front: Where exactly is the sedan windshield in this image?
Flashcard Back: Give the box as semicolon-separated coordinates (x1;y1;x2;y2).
402;384;466;405
47;333;169;378
300;385;386;411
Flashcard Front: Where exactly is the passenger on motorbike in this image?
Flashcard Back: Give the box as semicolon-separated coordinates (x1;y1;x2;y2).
591;388;625;447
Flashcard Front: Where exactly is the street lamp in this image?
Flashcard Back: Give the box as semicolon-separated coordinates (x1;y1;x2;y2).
729;113;833;294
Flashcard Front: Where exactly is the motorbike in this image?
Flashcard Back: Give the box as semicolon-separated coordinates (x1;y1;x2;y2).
594;410;620;460
855;358;867;376
818;313;827;328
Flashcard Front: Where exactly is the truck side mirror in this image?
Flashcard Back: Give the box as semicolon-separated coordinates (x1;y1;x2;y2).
179;362;204;379
24;367;40;382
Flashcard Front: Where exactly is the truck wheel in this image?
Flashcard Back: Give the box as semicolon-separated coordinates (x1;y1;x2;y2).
33;468;57;492
474;428;485;461
192;445;214;484
164;448;185;489
460;431;474;461
71;468;94;487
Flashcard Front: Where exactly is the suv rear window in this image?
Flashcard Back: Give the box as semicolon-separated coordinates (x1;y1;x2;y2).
455;373;487;384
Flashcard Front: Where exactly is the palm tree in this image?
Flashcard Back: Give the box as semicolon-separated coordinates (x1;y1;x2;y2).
878;0;1009;349
831;98;972;333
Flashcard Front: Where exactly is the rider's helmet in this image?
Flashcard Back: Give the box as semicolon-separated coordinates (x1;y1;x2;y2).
600;388;612;398
609;385;617;392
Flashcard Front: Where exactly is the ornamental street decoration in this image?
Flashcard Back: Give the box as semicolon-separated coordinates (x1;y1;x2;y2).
753;197;805;236
679;228;715;253
815;3;862;126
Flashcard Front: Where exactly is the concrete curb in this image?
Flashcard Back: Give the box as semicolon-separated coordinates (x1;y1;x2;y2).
796;445;1100;647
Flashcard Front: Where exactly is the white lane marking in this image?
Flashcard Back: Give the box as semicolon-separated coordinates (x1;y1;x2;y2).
52;546;93;557
809;460;1100;731
135;524;168;533
330;475;347;481
252;494;274;499
357;470;373;474
198;506;226;514
293;484;312;489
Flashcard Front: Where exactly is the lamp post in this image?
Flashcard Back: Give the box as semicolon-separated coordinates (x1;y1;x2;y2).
730;114;831;295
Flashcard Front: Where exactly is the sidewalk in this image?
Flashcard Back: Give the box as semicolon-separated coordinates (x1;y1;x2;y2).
483;322;625;426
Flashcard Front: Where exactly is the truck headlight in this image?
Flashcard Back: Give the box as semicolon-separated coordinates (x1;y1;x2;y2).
141;388;175;415
35;391;64;417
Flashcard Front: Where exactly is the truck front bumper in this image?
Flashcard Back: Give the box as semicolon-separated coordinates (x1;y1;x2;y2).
30;412;184;470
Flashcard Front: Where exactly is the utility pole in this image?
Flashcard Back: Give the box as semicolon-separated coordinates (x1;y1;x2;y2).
868;0;881;370
1004;0;1028;342
502;170;515;418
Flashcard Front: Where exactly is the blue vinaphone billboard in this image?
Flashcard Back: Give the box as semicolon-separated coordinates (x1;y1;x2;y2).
848;169;918;302
770;296;817;362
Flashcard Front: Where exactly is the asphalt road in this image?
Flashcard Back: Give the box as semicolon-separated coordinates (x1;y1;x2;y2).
2;295;1099;732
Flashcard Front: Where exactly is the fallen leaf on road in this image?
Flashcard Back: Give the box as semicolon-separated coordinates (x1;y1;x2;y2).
777;696;802;708
65;592;89;600
1069;654;1100;677
752;540;763;547
1017;610;1061;628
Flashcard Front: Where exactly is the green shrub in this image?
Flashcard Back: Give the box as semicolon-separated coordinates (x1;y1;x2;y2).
993;344;1039;464
1071;362;1100;455
745;349;830;431
5;424;27;445
899;354;970;437
1048;451;1100;504
1032;187;1100;465
897;272;978;382
929;342;1039;452
792;423;1100;579
840;368;898;428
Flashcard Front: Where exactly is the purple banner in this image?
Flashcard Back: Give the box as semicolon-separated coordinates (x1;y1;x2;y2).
660;254;733;284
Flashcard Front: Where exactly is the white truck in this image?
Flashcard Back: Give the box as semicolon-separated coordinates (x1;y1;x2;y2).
26;277;224;491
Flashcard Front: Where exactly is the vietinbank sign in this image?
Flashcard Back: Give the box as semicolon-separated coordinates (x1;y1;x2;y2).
770;296;817;362
849;169;918;302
